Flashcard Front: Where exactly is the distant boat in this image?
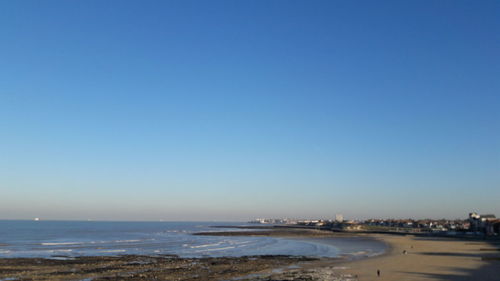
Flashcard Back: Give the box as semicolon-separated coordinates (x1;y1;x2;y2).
34;218;40;221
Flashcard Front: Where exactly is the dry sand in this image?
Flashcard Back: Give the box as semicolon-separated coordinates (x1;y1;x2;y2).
333;234;500;281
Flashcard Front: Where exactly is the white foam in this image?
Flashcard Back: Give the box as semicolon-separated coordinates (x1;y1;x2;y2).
98;249;126;253
190;242;223;249
41;242;82;246
349;251;368;256
232;240;252;245
195;246;235;252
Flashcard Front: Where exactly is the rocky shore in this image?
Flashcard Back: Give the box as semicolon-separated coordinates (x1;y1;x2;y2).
0;254;325;281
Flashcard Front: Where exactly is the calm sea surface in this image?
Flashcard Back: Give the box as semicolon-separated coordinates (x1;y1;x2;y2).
0;221;386;259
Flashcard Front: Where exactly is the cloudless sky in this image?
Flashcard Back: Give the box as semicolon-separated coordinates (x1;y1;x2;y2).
1;0;499;221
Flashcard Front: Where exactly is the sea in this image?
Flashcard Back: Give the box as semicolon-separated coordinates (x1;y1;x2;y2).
0;220;386;259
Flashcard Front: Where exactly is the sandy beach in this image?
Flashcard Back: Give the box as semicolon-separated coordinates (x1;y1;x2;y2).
334;234;500;281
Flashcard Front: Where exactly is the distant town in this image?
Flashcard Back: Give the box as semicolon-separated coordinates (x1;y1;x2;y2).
249;212;500;237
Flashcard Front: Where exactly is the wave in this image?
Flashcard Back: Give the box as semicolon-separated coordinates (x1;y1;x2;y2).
41;242;83;246
195;246;236;252
349;250;369;256
46;249;72;252
228;240;252;245
97;249;126;253
190;242;223;249
42;239;145;247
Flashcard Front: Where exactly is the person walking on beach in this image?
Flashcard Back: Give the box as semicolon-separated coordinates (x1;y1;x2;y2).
377;269;381;277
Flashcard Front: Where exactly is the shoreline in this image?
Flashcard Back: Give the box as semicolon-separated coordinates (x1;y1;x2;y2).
196;228;500;280
0;228;378;281
1;228;499;280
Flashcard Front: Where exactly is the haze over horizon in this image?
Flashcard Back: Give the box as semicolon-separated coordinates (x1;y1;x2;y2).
1;0;499;221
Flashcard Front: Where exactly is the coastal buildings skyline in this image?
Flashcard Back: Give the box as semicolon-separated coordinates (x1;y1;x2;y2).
1;0;499;221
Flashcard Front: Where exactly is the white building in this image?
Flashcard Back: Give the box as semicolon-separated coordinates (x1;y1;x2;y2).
335;214;344;222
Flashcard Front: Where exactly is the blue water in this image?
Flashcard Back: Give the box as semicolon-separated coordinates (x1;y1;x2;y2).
0;220;385;259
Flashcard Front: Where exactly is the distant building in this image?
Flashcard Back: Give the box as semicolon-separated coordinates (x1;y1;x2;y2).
469;212;481;232
469;212;497;234
335;214;344;222
489;220;500;235
480;214;496;221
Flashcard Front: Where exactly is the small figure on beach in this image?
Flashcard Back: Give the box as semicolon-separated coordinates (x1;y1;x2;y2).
377;269;380;277
403;250;407;254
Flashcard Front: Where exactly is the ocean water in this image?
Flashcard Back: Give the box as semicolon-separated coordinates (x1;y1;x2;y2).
0;220;385;259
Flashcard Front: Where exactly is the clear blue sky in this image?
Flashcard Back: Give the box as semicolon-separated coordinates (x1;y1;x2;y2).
1;0;498;221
